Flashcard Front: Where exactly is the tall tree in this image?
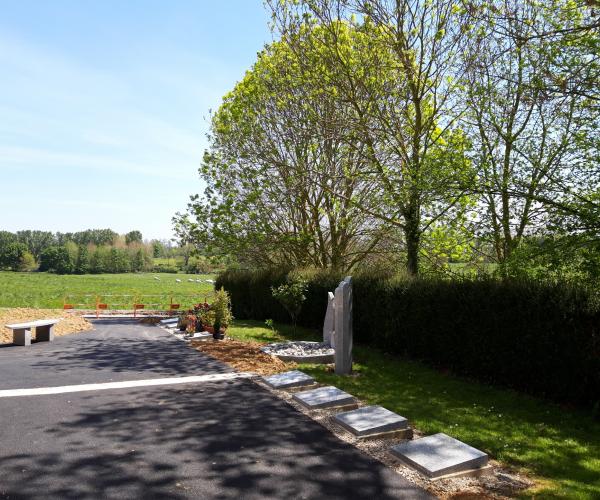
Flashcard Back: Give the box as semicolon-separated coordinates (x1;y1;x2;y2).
462;0;599;264
125;230;143;246
16;230;55;262
176;27;385;272
269;0;475;275
75;245;90;274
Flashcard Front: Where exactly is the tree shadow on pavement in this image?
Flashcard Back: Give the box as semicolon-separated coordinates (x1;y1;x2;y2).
30;321;231;377
0;380;431;500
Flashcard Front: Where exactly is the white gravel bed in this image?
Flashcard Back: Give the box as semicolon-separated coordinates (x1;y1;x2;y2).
261;341;334;357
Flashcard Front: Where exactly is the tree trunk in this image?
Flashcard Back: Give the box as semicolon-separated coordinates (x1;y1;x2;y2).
404;218;420;277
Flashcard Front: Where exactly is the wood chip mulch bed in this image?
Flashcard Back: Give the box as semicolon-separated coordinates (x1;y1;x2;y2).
190;337;296;375
0;308;93;344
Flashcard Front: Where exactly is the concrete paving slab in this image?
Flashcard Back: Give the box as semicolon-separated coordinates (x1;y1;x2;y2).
189;332;212;341
389;433;488;478
293;386;357;410
159;318;179;325
262;370;315;389
334;405;409;437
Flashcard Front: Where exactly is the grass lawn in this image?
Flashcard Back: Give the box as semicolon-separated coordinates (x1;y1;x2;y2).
228;319;600;499
0;271;216;309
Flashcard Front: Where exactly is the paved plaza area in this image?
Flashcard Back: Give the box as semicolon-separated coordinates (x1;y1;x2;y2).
0;320;430;499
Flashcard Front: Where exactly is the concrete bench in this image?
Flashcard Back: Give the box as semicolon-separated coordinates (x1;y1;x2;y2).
5;319;61;346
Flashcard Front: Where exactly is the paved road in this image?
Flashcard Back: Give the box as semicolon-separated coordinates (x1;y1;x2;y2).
0;321;431;499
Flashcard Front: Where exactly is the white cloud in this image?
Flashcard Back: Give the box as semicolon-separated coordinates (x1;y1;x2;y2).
0;145;195;180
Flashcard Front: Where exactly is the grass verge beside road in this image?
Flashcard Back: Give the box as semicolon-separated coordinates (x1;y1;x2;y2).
228;319;600;499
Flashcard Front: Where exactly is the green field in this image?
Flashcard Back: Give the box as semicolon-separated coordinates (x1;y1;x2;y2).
0;272;216;309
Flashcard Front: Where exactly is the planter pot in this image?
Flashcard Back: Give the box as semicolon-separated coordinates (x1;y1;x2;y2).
212;327;226;340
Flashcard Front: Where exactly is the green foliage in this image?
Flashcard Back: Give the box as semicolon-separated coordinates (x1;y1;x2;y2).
0;231;17;248
152;240;163;258
0;229;202;275
152;264;179;274
107;248;128;273
18;251;37;271
74;245;90;275
125;230;143;246
56;228;117;246
89;246;108;274
264;318;275;333
16;230;55;261
39;246;73;274
34;242;154;275
218;268;599;409
211;287;233;330
131;249;146;272
184;255;223;274
175;22;401;272
0;232;24;271
499;235;600;283
271;276;308;329
0;241;27;271
197;305;216;329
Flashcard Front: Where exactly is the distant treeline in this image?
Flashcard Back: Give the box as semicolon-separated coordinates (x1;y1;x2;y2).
0;229;219;274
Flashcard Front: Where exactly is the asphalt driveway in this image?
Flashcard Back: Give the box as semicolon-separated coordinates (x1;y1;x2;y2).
0;321;431;499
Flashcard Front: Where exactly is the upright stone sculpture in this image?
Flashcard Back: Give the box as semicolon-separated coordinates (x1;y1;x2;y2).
323;291;335;347
334;276;353;374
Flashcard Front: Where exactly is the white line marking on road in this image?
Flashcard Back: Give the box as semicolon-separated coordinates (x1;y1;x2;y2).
0;372;255;398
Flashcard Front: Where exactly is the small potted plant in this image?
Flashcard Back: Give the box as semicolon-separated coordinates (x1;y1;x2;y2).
197;304;216;333
185;313;197;334
177;310;190;332
211;287;233;340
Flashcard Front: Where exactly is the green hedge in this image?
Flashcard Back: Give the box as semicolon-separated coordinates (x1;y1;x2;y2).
216;269;600;409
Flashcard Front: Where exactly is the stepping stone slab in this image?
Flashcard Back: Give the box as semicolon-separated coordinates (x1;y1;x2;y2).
190;332;212;340
292;386;356;410
160;318;179;325
334;405;409;437
262;370;315;390
390;433;488;479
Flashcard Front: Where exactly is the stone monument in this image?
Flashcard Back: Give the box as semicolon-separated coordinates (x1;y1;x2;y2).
323;291;335;347
333;276;353;374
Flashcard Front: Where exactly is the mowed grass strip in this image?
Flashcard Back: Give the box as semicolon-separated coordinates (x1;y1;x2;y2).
228;319;600;500
0;272;216;309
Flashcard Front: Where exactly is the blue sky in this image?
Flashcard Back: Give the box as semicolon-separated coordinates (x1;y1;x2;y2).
0;0;272;241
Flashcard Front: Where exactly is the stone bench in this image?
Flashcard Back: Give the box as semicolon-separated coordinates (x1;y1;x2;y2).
5;319;61;346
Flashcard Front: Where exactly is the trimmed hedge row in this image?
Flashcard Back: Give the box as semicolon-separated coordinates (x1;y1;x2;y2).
216;269;600;409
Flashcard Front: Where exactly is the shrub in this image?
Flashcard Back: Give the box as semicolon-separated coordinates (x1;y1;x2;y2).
39;246;74;274
212;287;233;331
0;241;28;270
271;277;308;332
18;251;37;271
152;264;179;274
215;268;342;327
216;269;600;409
